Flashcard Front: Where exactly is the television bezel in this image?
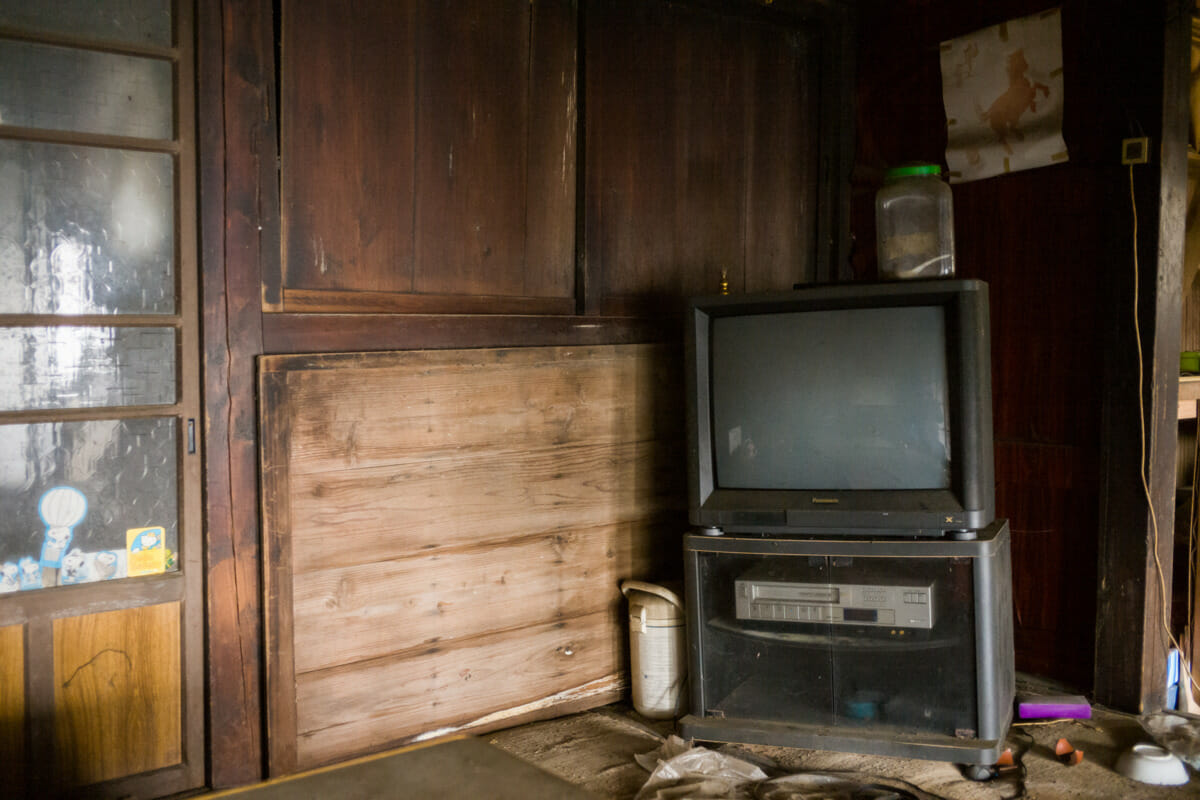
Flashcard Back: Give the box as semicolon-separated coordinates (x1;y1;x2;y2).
685;278;994;536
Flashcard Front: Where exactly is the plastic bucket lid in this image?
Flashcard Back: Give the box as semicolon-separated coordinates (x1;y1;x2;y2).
885;163;942;180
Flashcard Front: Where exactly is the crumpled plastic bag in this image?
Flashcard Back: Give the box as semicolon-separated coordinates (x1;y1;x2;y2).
633;736;927;800
1141;710;1200;768
634;735;768;800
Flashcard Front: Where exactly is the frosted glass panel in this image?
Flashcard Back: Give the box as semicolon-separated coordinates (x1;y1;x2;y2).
0;0;171;48
0;140;175;315
0;327;176;411
0;418;178;593
0;40;172;139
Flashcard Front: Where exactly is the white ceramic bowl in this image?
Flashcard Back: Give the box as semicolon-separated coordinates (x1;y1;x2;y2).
1116;743;1190;786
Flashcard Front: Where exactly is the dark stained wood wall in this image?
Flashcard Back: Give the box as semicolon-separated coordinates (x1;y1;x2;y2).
202;0;853;786
201;0;1182;786
583;1;825;313
852;0;1186;702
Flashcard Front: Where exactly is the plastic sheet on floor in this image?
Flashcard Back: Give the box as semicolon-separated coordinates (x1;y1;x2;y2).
634;736;932;800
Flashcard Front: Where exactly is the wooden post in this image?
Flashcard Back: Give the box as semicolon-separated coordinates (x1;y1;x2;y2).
1093;0;1188;713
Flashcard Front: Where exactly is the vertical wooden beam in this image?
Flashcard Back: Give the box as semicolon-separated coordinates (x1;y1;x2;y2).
1094;0;1188;712
259;366;298;777
199;0;275;786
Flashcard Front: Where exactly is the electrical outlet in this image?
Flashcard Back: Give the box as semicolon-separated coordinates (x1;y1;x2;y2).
1122;137;1150;165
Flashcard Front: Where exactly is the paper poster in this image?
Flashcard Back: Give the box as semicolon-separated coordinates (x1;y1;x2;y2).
940;8;1068;183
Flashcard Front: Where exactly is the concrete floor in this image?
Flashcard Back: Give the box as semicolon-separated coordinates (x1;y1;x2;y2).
489;680;1200;799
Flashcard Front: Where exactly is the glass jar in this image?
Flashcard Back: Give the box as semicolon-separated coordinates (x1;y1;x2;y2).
875;163;955;279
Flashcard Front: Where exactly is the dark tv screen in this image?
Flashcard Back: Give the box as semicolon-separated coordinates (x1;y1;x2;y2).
711;305;950;492
685;278;995;535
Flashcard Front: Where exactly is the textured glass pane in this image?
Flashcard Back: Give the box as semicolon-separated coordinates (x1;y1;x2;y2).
0;40;172;139
0;0;171;48
0;418;178;592
0;327;176;411
0;140;175;314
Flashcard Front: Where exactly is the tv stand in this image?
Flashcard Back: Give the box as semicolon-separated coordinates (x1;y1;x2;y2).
680;521;1014;763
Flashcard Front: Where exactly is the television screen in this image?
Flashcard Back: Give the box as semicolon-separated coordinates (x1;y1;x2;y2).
686;279;993;536
711;305;950;492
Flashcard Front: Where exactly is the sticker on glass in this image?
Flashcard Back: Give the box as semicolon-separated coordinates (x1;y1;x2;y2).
127;526;166;576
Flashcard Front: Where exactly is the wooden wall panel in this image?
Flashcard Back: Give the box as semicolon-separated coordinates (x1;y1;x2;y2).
584;0;676;313
277;0;577;314
261;344;685;772
414;2;529;297
0;625;24;798
281;0;416;295
292;521;666;674
52;603;182;786
295;611;620;766
743;19;817;292
585;0;830;313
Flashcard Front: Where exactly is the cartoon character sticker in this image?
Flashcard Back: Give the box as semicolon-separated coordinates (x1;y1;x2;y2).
18;557;42;590
0;563;18;593
59;547;90;585
127;526;166;576
38;486;88;568
93;550;120;580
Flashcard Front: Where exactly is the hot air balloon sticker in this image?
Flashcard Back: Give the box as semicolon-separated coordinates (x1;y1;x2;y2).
38;486;88;569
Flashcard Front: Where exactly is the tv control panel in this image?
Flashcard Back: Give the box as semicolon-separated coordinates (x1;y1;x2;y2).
734;573;935;629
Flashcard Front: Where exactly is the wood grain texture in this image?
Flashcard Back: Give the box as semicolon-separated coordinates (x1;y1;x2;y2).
200;0;270;785
280;0;416;295
295;611;623;767
292;520;669;673
261;367;299;776
742;19;816;292
278;0;576;311
261;313;673;356
53;603;182;786
261;344;685;771
414;1;530;297
0;625;24;798
584;0;835;313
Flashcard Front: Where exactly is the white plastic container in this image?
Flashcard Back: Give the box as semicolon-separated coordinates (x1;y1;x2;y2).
620;580;687;719
875;163;955;279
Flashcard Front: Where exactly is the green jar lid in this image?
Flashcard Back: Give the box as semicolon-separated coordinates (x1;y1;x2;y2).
885;164;942;179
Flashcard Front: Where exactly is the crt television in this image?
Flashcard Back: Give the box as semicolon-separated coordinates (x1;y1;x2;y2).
685;278;994;537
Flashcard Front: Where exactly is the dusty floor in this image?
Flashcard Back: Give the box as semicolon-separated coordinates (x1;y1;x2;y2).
490;678;1200;799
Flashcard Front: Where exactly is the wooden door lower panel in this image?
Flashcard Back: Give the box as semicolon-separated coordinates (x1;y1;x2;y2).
261;344;685;774
0;624;25;798
52;603;183;787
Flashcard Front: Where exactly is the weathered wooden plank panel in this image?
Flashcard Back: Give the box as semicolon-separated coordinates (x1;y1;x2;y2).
0;624;24;798
280;0;416;294
273;345;680;476
288;442;682;573
294;611;622;767
52;603;181;786
261;344;685;771
292;521;669;674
